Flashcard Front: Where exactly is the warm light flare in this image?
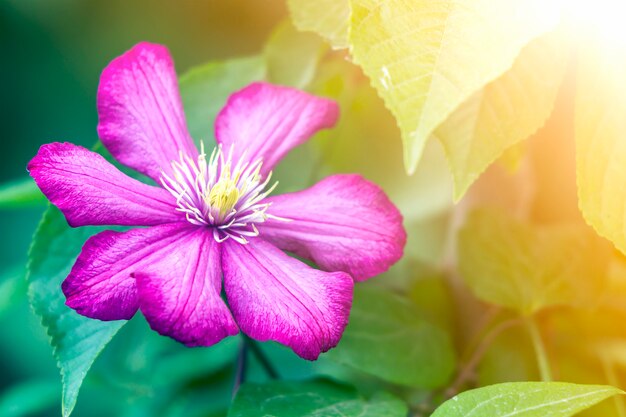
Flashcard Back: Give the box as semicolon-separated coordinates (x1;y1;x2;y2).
567;0;626;44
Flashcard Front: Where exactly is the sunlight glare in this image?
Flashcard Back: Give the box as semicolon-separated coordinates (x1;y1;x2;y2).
567;0;626;44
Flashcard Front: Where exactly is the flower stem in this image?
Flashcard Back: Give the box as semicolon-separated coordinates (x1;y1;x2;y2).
245;336;280;379
445;317;522;397
232;340;248;399
526;316;552;382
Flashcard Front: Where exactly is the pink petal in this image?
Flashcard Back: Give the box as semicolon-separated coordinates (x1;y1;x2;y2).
28;142;181;227
222;239;353;360
215;82;338;176
97;42;197;182
136;229;238;347
258;174;406;281
63;223;193;321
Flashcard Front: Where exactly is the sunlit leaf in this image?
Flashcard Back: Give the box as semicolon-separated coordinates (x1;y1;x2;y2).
431;382;622;417
287;0;350;48
576;33;626;256
327;285;455;388
458;209;612;314
436;29;568;199
229;380;407;417
0;177;46;209
349;0;561;173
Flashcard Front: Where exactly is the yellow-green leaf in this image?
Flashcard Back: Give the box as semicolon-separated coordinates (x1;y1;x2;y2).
349;0;561;173
287;0;350;49
436;29;568;199
458;209;612;315
576;33;626;255
432;382;622;417
264;20;327;89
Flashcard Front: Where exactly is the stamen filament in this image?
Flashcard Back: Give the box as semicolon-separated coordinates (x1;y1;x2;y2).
160;142;287;244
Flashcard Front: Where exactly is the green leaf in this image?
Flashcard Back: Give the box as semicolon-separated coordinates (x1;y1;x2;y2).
431;382;623;417
576;33;626;256
228;380;407;417
458;209;612;315
27;206;124;417
179;55;266;144
435;29;568;199
287;0;350;48
348;0;561;173
327;285;455;388
0;177;46;209
264;20;327;89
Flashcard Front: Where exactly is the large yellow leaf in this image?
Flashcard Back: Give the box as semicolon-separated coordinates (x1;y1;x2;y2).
435;30;569;199
576;33;626;255
349;0;561;174
287;0;350;49
458;209;611;315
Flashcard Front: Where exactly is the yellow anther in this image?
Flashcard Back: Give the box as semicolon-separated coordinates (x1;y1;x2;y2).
205;163;241;219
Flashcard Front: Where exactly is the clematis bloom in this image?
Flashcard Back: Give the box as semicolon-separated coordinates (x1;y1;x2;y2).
28;42;406;360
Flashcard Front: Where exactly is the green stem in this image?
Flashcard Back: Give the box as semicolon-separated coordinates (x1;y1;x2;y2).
245;336;280;379
459;306;501;364
445;317;522;398
232;340;248;399
526;317;552;382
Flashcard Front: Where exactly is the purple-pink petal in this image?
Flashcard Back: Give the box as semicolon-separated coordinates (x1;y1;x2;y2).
222;239;353;360
63;223;194;321
28;142;181;227
136;229;239;347
97;42;197;182
258;174;406;281
215;82;339;176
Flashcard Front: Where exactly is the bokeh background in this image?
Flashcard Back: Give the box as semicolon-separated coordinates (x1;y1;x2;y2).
1;1;287;415
5;1;626;417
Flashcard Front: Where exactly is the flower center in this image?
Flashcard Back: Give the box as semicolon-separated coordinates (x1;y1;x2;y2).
160;143;279;244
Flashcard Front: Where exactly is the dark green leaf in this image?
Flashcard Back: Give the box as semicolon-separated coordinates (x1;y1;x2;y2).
27;206;123;417
327;285;456;388
228;380;407;417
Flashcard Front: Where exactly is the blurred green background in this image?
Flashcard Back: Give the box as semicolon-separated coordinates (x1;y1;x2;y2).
0;1;286;415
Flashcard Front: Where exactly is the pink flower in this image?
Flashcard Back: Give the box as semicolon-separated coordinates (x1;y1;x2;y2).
28;42;406;360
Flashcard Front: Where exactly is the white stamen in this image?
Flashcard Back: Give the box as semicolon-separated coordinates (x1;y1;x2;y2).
161;143;285;244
